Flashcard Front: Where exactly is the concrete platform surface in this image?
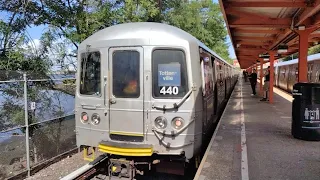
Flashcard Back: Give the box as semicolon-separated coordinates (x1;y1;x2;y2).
195;79;320;180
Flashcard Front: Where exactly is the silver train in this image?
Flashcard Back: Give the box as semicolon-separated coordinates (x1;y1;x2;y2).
75;22;238;177
258;53;320;93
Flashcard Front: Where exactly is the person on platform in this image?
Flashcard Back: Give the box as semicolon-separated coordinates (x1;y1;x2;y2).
243;70;248;82
249;69;257;96
260;66;270;101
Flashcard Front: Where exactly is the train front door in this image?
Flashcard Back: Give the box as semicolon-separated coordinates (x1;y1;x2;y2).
108;47;145;142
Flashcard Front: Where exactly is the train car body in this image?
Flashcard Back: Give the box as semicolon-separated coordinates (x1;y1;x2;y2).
260;53;320;93
75;22;238;177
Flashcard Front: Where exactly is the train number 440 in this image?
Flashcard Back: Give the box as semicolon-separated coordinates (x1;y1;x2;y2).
160;86;179;95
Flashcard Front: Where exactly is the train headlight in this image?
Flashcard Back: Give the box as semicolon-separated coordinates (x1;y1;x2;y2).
81;112;88;123
154;116;167;129
172;117;184;130
91;113;100;125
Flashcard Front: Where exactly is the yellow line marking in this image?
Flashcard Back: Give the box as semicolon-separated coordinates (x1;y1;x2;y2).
257;79;293;102
273;88;293;102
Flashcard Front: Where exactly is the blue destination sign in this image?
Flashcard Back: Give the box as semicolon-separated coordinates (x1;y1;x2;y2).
158;64;181;86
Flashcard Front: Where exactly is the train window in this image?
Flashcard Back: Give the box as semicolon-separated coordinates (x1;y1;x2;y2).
200;59;206;96
211;57;216;82
200;56;213;96
152;49;188;98
112;50;140;98
80;51;101;96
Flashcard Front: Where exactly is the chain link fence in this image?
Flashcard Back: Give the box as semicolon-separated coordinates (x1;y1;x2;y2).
0;71;76;179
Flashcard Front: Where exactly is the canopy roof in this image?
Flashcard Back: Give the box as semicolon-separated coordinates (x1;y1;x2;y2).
218;0;320;69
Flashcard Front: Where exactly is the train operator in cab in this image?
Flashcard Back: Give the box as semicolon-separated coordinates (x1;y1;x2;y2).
260;66;270;101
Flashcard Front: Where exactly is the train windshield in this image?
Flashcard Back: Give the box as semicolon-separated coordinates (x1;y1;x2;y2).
112;50;140;98
79;52;101;96
152;49;188;98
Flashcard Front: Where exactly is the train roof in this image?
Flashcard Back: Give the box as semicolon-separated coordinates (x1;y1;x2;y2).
275;53;320;67
80;22;233;67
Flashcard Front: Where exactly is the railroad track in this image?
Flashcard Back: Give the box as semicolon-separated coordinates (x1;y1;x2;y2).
61;153;191;180
61;154;109;180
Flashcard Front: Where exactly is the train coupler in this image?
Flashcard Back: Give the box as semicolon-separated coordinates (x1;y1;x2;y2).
108;159;151;180
108;158;146;180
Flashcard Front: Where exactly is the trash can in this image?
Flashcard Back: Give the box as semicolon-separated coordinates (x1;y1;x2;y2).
292;83;320;141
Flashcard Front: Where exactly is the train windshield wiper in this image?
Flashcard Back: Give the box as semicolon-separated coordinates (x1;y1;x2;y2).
152;88;193;111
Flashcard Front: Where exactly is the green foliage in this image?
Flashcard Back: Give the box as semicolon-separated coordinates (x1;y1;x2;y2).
282;53;298;61
308;44;320;55
164;0;230;61
281;44;320;62
0;7;52;74
1;0;232;72
116;0;160;22
16;0;231;67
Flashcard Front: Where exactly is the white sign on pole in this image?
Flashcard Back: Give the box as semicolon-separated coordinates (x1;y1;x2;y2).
30;102;36;110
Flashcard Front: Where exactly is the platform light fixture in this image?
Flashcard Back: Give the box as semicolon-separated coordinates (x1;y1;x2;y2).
259;54;270;59
259;53;280;61
298;25;305;30
256;60;261;64
277;44;288;53
259;55;270;61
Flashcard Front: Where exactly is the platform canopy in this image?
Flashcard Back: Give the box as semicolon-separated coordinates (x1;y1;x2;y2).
219;0;320;69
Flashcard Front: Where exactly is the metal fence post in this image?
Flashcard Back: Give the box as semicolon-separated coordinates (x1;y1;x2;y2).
24;73;31;177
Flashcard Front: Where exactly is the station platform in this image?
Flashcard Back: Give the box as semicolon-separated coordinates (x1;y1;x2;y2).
194;79;320;180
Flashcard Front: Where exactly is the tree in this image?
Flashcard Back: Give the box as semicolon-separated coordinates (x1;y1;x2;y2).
164;0;231;62
21;0;119;71
308;44;320;55
0;1;72;169
281;44;320;62
0;0;52;74
0;1;55;132
21;0;232;69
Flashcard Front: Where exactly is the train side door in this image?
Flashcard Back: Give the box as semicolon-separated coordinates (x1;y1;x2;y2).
108;47;145;141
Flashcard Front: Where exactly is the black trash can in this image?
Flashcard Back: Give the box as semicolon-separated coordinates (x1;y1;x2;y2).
292;83;320;141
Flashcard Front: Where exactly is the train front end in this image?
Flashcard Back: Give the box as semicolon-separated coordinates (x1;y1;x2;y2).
74;23;202;178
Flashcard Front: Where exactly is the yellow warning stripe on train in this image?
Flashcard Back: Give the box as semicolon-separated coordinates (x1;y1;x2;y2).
98;144;153;156
110;131;144;137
